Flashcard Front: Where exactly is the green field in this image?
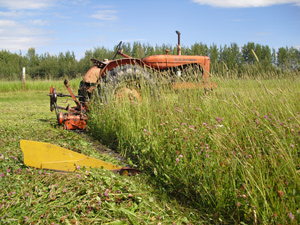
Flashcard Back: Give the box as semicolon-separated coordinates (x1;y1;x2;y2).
0;82;200;224
0;74;299;224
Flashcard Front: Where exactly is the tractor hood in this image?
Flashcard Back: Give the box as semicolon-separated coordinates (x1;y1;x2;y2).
142;55;210;70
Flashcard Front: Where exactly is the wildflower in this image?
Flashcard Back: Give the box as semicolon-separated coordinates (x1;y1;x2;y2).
76;165;80;170
179;155;183;158
255;119;259;124
202;123;207;126
38;171;42;175
291;144;294;148
176;158;179;162
143;128;147;132
289;212;295;220
249;155;252;158
25;192;29;196
8;191;15;196
7;169;11;173
242;194;246;198
237;202;241;207
104;192;108;197
1;173;4;177
145;210;149;214
205;154;210;158
264;115;269;120
128;193;134;198
174;128;178;131
24;216;29;221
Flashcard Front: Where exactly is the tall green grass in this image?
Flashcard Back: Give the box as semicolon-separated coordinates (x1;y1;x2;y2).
88;69;300;223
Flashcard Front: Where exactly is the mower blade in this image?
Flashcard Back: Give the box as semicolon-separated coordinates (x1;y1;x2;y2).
20;140;123;173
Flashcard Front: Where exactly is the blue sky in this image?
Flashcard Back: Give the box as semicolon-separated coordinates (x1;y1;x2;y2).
0;0;299;59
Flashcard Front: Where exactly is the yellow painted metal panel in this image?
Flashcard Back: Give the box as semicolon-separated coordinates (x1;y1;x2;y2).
20;140;122;172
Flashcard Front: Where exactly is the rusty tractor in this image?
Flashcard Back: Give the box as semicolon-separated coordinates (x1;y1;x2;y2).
49;31;216;130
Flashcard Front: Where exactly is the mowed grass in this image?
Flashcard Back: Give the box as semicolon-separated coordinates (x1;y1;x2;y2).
88;73;300;224
0;84;200;224
0;78;82;92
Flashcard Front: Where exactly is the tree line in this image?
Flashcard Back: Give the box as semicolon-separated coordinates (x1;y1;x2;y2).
0;42;299;80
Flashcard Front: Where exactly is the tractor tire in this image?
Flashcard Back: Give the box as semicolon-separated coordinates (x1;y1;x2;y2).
97;65;157;103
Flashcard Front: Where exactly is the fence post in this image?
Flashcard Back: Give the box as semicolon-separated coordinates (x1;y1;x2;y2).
22;67;26;89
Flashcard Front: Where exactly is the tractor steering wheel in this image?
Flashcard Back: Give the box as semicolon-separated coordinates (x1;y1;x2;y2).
111;41;123;60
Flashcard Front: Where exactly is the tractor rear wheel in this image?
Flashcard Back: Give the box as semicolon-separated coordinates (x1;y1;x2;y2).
97;65;157;103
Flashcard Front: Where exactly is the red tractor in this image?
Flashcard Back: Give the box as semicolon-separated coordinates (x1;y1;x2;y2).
49;31;216;130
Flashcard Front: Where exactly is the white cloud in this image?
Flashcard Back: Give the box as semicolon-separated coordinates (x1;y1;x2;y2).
0;19;53;51
0;0;56;10
192;0;300;8
0;19;16;27
28;19;49;26
0;11;18;17
91;10;118;21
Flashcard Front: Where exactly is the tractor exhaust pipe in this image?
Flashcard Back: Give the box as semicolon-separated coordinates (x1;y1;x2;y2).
176;30;181;55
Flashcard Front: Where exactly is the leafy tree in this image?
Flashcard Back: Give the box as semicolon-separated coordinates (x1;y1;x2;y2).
242;42;256;64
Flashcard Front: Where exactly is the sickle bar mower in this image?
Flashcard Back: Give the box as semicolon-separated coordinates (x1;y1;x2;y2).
49;79;88;130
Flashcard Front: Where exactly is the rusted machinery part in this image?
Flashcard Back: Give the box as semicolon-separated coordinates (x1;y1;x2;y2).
111;41;122;60
49;86;57;112
91;58;107;69
49;83;89;130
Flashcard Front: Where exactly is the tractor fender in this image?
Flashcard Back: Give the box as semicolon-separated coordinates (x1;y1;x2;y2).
98;58;154;84
83;58;151;85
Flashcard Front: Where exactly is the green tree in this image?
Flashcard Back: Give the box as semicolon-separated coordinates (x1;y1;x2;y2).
242;42;256;64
